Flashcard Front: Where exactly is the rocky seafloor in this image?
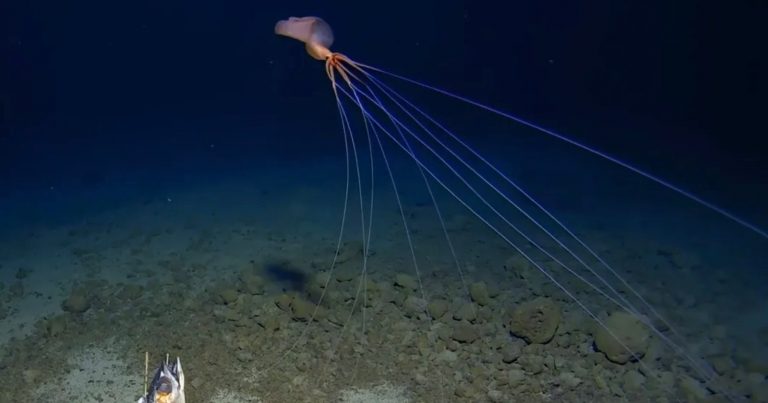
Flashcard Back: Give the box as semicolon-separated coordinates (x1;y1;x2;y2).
0;213;766;403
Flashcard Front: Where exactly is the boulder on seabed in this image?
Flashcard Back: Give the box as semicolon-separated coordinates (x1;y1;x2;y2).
508;297;561;344
594;311;650;364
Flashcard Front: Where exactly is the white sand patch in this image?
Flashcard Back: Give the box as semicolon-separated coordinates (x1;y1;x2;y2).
33;345;140;402
338;383;410;403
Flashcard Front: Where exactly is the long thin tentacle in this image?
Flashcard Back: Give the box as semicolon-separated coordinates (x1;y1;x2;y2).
336;75;720;392
357;68;713;378
340;61;717;380
337;71;450;399
354;62;767;240
334;83;672;387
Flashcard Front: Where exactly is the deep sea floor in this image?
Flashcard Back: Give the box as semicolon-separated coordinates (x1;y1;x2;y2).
0;138;766;402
